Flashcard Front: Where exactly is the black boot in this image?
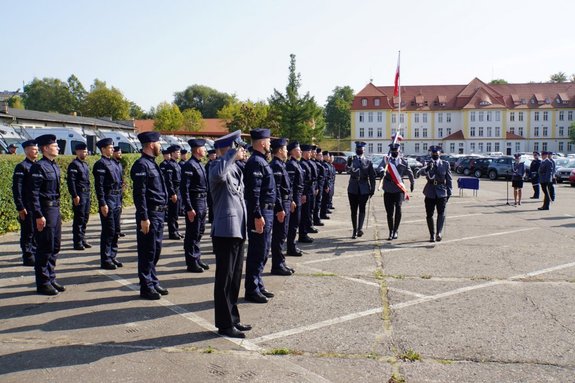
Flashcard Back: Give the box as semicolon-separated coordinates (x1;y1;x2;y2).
357;210;365;237
387;216;394;240
436;214;445;242
530;185;540;199
427;217;435;242
351;214;357;239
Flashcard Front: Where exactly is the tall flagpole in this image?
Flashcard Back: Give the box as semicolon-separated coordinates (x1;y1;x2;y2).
396;50;401;144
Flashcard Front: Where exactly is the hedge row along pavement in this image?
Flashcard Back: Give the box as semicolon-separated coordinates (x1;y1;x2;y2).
0;153;142;235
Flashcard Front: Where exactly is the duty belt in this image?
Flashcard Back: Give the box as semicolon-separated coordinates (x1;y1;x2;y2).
149;205;168;212
191;192;207;198
108;189;122;195
41;200;60;207
429;180;446;185
79;186;89;192
281;195;291;201
262;203;274;210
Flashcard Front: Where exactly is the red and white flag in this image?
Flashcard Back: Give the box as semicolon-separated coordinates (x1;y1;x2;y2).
385;158;410;200
393;53;400;97
391;132;403;142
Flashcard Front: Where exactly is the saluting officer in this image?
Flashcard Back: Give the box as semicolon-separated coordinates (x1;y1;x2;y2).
205;149;217;224
377;143;414;240
67;142;92;250
529;151;541;199
244;128;276;304
13;140;38;266
298;144;315;243
346;141;376;239
181;139;210;273
419;146;452;242
210;130;250;339
162;145;183;240
93;138;123;269
270;138;295;276
131;132;169;300
30;134;65;295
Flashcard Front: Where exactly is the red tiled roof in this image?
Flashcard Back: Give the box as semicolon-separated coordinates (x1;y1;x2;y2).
442;130;465;140
506;132;525;140
134;119;155;132
133;118;229;137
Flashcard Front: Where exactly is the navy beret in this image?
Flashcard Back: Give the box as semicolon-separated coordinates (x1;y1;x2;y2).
287;141;300;152
35;134;57;147
188;139;206;148
429;145;442;153
322;150;329;156
75;142;88;151
316;147;322;153
214;130;241;149
532;151;540;155
513;153;521;158
250;128;270;140
270;138;287;149
389;143;400;150
21;140;37;149
113;146;121;152
300;144;313;151
354;141;366;148
96;138;114;148
8;143;18;149
137;131;161;144
207;149;216;155
311;145;317;151
180;149;188;155
166;145;181;154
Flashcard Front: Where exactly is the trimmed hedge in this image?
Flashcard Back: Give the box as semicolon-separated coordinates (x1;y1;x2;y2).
0;153;141;235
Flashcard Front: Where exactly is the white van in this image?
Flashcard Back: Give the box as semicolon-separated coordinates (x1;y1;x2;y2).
97;130;140;153
22;127;87;155
0;124;27;154
163;135;191;152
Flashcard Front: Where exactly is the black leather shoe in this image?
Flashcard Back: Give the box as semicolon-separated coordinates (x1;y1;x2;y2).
286;266;295;273
430;236;436;243
298;236;314;243
286;249;303;256
198;260;210;270
112;259;123;268
51;282;66;292
538;207;549;210
169;235;182;240
23;256;35;267
83;242;93;248
308;227;319;234
245;293;268;303
101;262;117;270
261;288;275;298
154;285;169;295
271;267;292;276
140;289;161;300
320;216;330;220
118;233;126;237
392;231;398;240
314;221;325;226
352;231;357;239
218;327;245;338
74;245;85;251
187;261;204;273
436;233;442;242
357;230;364;237
387;231;394;240
234;323;252;332
37;285;59;296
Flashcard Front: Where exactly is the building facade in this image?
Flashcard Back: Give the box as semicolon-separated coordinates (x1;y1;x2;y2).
351;78;575;155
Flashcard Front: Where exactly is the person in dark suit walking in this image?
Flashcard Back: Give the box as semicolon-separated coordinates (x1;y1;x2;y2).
67;142;92;250
13;140;38;266
346;141;376;239
418;146;452;242
538;151;554;210
209;130;251;339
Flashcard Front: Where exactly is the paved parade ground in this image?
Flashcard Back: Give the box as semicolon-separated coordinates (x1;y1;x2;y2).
1;175;574;382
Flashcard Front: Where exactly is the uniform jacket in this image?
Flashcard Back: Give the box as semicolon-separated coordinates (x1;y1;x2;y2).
209;148;247;239
130;153;168;221
93;156;122;207
298;159;313;196
529;159;541;183
346;155;376;195
286;157;305;205
243;150;276;219
538;158;554;183
13;158;35;211
181;156;208;212
420;159;452;198
313;159;325;192
67;158;91;198
30;157;61;220
270;156;292;213
378;157;414;194
301;158;318;193
511;162;526;180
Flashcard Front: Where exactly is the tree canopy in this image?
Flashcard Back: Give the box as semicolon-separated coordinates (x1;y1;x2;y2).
549;72;568;83
489;79;508;84
173;84;235;118
81;80;131;120
324;86;354;138
154;102;184;132
22;76;82;114
218;100;276;134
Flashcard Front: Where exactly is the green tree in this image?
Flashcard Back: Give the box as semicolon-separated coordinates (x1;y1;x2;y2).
324;86;354;138
154;102;184;132
67;74;87;112
7;95;25;109
268;54;323;143
174;84;235;118
489;79;508;84
182;108;203;132
82;79;130;120
129;101;146;119
549;72;567;83
218;100;274;134
22;77;78;113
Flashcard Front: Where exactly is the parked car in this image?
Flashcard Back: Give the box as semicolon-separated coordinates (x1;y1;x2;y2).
406;157;423;178
456;157;476;175
454;155;482;173
486;156;532;180
470;157;495;178
569;169;575;187
441;154;463;171
555;159;575;183
332;156;348;174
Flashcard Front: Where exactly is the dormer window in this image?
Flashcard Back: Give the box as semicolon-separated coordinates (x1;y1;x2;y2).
361;98;368;107
556;97;561;104
545;98;550;104
374;98;380;107
521;98;527;104
479;101;491;106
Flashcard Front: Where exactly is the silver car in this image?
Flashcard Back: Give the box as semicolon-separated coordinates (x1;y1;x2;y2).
555;159;575;183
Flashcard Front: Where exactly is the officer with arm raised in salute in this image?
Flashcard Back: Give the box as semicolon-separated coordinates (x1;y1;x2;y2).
131;132;169;300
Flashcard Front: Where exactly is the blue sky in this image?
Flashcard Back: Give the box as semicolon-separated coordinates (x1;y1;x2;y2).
2;0;574;111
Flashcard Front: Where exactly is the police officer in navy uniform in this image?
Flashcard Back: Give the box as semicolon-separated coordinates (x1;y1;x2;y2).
285;141;305;257
346;141;376;239
13;139;38;266
244;128;276;304
161;145;183;240
529;151;541;199
419;146;452;242
377;143;414;240
30;134;65;295
67;142;92;250
113;146;127;237
538;151;554;210
205;149;217;224
131;132;169;300
270;138;295;276
312;147;326;227
181;139;210;273
209;130;251;339
320;150;333;219
179;149;188;168
298;144;315;243
93;138;123;269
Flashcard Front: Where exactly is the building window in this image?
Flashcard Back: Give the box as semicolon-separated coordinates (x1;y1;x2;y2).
422;128;428;138
494;142;500;151
400;114;405;123
486;127;492;137
559;126;564;136
359;112;364;122
438;113;443;123
495;127;501;137
516;142;521;152
486;142;492;152
543;111;548;121
509;112;515;122
534;112;540;121
362;98;367;107
377;127;382;137
438;128;443;138
495;111;501;121
559;142;564;152
478;126;484;137
377;143;383;152
368;112;373;122
368;127;373;137
359;127;364;137
542;142;548;151
542;126;548;136
470;142;476;152
422;113;428;123
559;111;564;121
377;112;383;122
368;143;373;153
422;143;428;151
479;111;484;122
509;127;515;134
470;126;476;137
518;127;523;136
414;113;419;123
450;142;455;152
391;114;396;124
446;128;452;136
478;142;484;152
569;111;573;121
374;98;380;107
415;143;420;152
470;112;476;122
518;112;524;122
534;142;539;151
486;112;492;121
446;112;451;123
414;128;420;138
534;126;539;137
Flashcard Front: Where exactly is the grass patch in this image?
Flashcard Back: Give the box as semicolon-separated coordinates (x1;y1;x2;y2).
202;346;215;354
387;274;405;280
311;272;337;277
420;274;432;279
398;349;421;362
375;269;385;280
437;359;453;365
388;373;406;383
264;348;302;356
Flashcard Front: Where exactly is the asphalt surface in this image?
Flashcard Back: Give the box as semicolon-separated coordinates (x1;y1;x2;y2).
1;174;574;382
